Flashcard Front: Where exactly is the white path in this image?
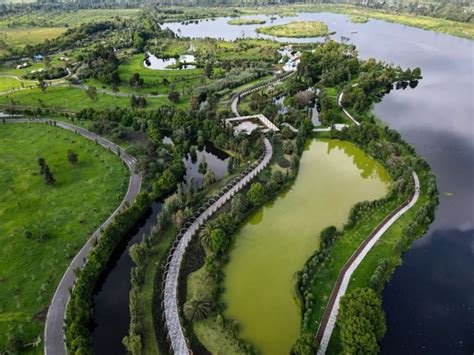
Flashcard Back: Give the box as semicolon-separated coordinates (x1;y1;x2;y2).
2;118;142;355
163;139;273;354
316;171;420;354
337;83;361;126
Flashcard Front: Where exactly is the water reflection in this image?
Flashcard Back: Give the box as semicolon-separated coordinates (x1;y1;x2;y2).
92;202;162;355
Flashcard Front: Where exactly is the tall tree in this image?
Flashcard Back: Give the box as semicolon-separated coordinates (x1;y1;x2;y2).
67;150;78;167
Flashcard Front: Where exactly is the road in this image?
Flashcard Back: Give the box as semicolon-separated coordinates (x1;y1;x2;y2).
2;118;142;355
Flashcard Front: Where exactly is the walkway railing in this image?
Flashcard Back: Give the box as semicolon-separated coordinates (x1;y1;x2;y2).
162;139;273;354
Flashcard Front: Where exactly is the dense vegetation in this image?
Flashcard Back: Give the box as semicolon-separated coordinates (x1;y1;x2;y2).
256;21;330;38
0;4;446;354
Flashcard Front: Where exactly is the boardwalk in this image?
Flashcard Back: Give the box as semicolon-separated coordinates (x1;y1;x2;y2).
2;118;142;355
163;138;273;354
162;71;296;354
316;172;420;354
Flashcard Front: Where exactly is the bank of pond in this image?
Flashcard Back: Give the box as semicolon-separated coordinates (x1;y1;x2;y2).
186;138;390;354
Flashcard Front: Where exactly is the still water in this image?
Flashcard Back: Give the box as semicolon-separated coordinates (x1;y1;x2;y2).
223;139;390;354
91;143;229;354
165;12;473;353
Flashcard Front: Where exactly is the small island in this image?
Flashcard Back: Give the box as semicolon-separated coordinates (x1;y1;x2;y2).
227;18;266;25
256;21;330;38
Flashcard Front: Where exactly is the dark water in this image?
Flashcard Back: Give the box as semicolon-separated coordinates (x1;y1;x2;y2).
182;141;230;189
164;12;474;354
91;202;162;355
91;143;229;354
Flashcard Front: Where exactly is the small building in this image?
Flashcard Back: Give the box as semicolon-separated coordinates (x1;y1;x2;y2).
16;62;29;70
33;54;43;62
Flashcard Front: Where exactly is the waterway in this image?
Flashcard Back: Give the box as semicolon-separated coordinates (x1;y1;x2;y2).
91;142;229;354
163;12;473;353
223;139;390;354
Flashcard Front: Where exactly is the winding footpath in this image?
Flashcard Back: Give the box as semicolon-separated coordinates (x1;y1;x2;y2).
315;85;420;353
163;73;297;353
2;118;142;355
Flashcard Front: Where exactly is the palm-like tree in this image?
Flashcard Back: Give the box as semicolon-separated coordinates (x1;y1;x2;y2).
199;222;214;247
183;299;211;322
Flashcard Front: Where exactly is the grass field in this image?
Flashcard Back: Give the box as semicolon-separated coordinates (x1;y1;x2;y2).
0;76;37;92
325;171;430;354
0;123;128;351
0;28;66;48
256;21;330;38
228;18;266;25
0;86;186;112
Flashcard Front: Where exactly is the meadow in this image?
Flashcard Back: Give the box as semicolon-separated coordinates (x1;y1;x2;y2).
256;21;330;38
0;86;186;112
0;123;128;351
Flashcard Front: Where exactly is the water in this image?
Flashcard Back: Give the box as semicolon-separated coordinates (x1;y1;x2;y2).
163;13;474;353
144;52;196;70
91;142;229;354
182;141;230;189
223;139;390;354
91;202;162;355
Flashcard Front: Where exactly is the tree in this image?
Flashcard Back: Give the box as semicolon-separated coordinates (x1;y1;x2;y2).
168;90;180;103
338;288;386;354
183;299;211;322
67;150;78;167
43;165;56;185
204;61;213;78
199;222;214;247
198;156;208;175
203;169;216;187
38;157;46;174
129;73;143;89
38;79;47;92
208;228;229;254
247;182;265;206
85;85;98;101
231;193;249;219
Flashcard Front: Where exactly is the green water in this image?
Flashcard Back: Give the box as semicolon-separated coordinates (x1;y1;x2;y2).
222;139;390;354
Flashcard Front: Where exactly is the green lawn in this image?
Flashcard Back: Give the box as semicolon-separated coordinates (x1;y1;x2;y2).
0;76;37;92
0;28;66;48
256;21;330;38
228;18;266;25
0;86;185;112
0;123;128;352
325;171;430;354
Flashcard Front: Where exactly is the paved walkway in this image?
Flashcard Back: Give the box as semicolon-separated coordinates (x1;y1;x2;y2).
2;118;142;355
163;138;273;354
316;172;420;353
162;72;295;354
337;83;361;126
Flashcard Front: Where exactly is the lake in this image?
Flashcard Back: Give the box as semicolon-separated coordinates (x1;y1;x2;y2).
163;12;474;353
222;139;390;354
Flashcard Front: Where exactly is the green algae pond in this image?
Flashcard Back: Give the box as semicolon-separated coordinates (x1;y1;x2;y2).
222;139;391;354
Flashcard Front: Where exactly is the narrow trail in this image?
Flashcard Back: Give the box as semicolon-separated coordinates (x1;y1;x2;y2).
2;118;142;355
315;83;421;354
163;72;295;354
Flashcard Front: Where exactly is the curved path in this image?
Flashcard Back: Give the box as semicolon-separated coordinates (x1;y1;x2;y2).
2;118;142;355
162;72;295;353
316;172;420;353
0;75;167;99
315;84;420;353
337;83;361;126
163;138;273;354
